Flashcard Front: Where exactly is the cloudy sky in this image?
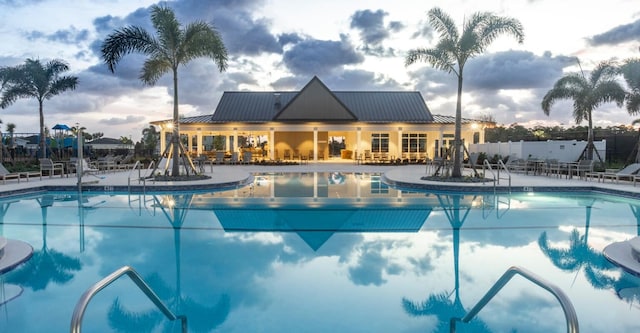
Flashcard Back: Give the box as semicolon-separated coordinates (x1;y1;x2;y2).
0;0;639;141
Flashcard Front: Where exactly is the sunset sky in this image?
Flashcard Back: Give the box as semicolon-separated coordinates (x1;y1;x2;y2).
1;0;639;140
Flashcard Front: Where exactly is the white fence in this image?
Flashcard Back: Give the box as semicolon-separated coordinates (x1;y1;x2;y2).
469;140;606;162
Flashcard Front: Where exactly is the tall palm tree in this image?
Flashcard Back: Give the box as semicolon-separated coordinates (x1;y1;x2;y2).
101;4;228;177
0;59;78;158
405;7;524;178
619;58;640;114
542;60;625;161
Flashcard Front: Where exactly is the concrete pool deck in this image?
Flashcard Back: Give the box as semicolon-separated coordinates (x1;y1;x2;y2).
1;161;640;196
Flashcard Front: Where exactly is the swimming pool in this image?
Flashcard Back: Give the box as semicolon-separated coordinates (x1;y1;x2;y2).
0;172;639;332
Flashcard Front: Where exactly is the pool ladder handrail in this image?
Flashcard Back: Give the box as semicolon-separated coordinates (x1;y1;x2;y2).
482;159;511;193
450;266;578;333
127;160;156;193
70;265;187;333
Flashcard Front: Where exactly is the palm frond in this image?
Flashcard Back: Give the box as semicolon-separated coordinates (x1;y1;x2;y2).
180;22;228;71
427;7;459;41
150;5;182;57
46;76;78;99
627;94;640;114
101;26;159;72
140;58;172;85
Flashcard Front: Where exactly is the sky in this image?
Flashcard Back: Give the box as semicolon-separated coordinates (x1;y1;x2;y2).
1;0;640;141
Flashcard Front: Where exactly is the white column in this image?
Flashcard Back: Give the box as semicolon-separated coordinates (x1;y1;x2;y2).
160;128;167;154
313;128;318;161
196;130;203;156
270;128;275;159
356;127;361;157
397;127;403;160
233;128;238;153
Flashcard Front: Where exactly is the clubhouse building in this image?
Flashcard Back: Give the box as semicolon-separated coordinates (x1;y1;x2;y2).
151;76;491;163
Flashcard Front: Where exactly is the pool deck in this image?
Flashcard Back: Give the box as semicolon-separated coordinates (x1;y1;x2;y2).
1;161;640;196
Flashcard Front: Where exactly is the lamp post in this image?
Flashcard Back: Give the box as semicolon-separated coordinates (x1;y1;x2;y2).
76;124;83;188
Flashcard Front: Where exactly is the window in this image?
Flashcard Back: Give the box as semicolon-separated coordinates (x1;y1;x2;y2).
402;133;427;153
371;133;389;153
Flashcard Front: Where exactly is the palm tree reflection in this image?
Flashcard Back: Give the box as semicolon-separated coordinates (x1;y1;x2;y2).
403;194;490;332
4;195;81;291
538;198;612;284
108;194;230;332
579;203;640;307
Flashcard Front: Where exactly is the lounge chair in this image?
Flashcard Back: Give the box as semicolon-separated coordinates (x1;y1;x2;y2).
0;163;22;184
39;158;64;178
592;163;640;183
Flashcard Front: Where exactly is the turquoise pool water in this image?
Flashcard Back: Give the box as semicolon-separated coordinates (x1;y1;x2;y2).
0;172;639;332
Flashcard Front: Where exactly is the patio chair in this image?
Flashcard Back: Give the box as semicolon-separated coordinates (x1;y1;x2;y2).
595;163;640;183
76;158;102;179
571;159;594;180
39;158;64;178
292;149;300;160
0;163;22;184
284;149;291;161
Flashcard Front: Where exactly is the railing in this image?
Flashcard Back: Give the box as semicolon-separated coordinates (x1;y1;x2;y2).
70;265;187;333
450;266;579;333
482;160;511;194
127;160;156;193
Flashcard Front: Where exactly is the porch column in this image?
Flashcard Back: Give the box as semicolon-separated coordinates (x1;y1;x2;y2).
313;127;318;161
160;128;167;154
356;127;361;158
196;129;203;156
270;128;275;160
233;128;238;153
397;127;403;160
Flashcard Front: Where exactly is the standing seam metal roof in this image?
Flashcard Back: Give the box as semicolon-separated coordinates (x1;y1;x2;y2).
209;90;433;123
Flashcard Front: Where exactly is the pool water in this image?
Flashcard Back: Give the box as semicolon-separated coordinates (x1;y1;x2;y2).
1;172;639;332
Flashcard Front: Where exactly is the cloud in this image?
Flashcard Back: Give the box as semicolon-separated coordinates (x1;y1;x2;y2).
278;32;303;46
0;0;44;5
350;9;390;45
350;9;402;57
588;19;640;46
170;0;282;56
282;34;364;76
464;50;575;90
99;115;146;125
23;26;90;44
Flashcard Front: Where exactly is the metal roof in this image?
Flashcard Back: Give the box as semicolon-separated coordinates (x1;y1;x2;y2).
152;77;488;126
207;90;433;123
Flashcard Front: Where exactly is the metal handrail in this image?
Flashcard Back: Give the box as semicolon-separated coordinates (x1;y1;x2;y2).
450;266;579;333
70;266;187;333
496;160;512;189
482;159;497;193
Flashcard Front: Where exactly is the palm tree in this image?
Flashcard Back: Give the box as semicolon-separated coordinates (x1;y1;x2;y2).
619;58;640;114
542;60;625;161
405;7;524;178
142;125;160;157
0;59;78;158
6;122;15;148
101;4;228;177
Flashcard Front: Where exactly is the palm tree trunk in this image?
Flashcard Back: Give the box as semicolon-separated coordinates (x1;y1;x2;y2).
39;99;46;158
171;67;180;177
452;74;463;178
586;111;594;160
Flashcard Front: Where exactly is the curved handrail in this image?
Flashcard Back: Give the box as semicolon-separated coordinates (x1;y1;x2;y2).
450;266;578;333
496;160;512;188
70;265;187;333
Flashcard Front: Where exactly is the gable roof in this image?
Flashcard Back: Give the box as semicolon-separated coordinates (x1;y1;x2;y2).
209;76;433;124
